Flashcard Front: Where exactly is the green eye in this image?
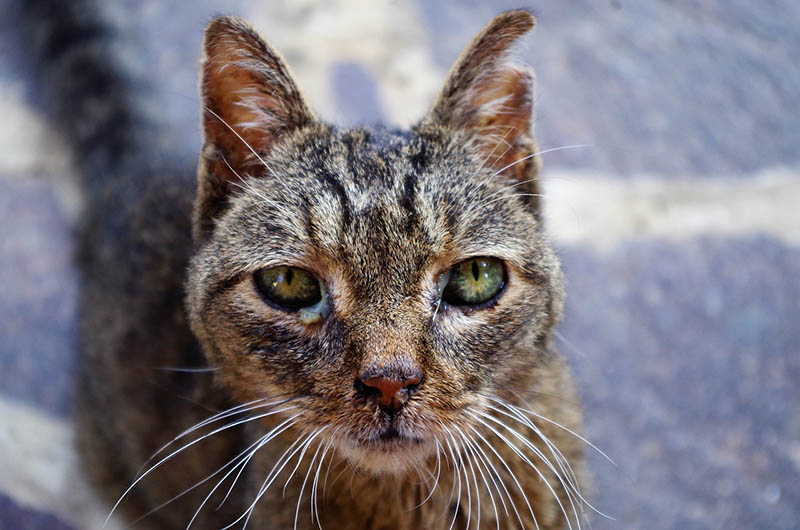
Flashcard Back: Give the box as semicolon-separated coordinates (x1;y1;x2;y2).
255;266;322;312
442;257;506;306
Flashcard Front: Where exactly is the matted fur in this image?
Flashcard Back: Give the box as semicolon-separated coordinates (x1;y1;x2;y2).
59;8;590;530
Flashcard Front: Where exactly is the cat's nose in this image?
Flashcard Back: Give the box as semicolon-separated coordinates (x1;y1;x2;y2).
355;373;422;415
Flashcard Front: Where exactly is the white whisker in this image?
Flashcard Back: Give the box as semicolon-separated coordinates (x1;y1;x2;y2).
489;145;593;180
476;192;544;210
441;433;463;530
127;429;273;527
294;433;326;530
203;106;282;183
412;438;443;509
186;416;300;529
453;431;473;530
488;398;615;521
106;405;297;526
467;430;512;519
311;431;336;529
152;366;219;373
468;424;539;530
457;427;491;530
471;411;575;530
460;430;502;530
226;430;319;530
494;397;616;467
141;396;290;473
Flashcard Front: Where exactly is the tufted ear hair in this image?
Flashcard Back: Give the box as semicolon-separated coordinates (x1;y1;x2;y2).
195;16;315;240
422;10;542;212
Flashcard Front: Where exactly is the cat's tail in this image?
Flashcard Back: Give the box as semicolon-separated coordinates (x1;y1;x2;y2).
16;0;167;193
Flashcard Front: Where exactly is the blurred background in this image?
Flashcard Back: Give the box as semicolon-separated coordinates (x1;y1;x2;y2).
1;1;798;528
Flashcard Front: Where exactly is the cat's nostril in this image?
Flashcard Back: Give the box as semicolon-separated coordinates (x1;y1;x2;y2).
354;378;381;399
355;374;422;414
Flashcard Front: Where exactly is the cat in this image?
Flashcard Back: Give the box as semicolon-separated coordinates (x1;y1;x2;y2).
22;1;590;528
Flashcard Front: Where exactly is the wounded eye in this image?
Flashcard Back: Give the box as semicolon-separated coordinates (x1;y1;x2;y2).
255;266;323;312
442;257;506;306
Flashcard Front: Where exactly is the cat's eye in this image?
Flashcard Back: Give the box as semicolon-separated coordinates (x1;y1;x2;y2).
255;266;322;312
442;257;506;307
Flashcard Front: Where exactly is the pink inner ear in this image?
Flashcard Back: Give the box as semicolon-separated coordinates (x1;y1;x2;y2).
200;18;313;184
468;67;535;180
203;51;282;176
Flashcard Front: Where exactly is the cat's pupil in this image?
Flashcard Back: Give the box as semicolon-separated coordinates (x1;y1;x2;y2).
441;257;506;307
286;268;293;285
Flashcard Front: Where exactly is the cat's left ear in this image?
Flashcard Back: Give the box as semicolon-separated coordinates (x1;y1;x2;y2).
422;10;541;208
196;16;315;240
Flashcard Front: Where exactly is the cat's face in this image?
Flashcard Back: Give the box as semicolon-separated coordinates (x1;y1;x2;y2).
187;12;563;474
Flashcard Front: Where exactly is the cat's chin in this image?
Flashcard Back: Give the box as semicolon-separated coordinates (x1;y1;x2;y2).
338;435;435;475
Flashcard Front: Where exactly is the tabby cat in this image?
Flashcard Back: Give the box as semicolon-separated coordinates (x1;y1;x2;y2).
23;1;590;528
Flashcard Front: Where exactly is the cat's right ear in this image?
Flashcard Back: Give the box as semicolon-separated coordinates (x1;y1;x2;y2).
421;10;543;212
196;16;314;240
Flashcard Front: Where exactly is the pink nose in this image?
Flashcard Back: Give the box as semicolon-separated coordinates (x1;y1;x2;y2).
356;374;422;414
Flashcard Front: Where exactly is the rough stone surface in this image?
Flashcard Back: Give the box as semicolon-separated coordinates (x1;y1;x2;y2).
0;178;77;418
559;237;800;529
0;494;75;530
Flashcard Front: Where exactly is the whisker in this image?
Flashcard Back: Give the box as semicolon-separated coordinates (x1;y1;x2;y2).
225;431;317;530
321;441;342;501
411;438;443;509
476;192;544;210
106;405;297;525
466;430;512;520
441;433;463;530
487;403;584;508
152;366;219;373
233;428;328;530
450;430;472;530
483;403;583;493
470;144;594;214
126;429;276;527
295;435;326;530
471;411;576;530
553;330;592;360
467;424;539;530
460;430;502;530
141;396;292;473
202;105;286;187
457;427;491;530
216;417;298;510
488;398;615;521
311;432;336;529
490;396;616;467
480;145;592;203
469;127;516;190
489;145;593;180
185;416;300;529
283;428;326;498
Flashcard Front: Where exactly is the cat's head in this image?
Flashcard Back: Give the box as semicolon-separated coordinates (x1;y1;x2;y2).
186;11;564;474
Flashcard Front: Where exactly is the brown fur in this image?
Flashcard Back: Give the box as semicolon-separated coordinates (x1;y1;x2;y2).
75;10;587;529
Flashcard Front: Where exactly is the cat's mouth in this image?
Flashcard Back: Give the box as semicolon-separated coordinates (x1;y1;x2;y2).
372;426;424;445
338;426;432;474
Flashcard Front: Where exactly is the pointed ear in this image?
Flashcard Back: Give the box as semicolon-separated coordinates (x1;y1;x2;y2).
195;16;314;239
423;11;542;210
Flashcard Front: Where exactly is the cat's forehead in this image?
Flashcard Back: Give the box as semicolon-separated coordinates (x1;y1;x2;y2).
226;125;538;273
296;127;442;193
